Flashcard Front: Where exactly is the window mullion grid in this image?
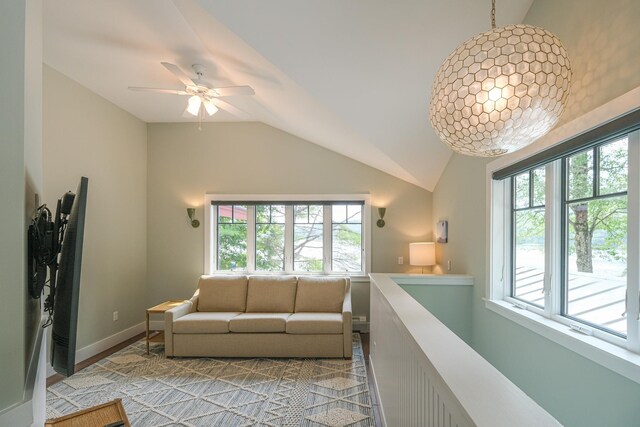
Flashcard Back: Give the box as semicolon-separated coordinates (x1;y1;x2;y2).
284;206;294;274
247;206;256;273
627;130;640;352
545;160;562;317
323;205;332;274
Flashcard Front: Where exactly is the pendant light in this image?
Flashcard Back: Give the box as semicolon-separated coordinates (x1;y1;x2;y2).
429;0;572;157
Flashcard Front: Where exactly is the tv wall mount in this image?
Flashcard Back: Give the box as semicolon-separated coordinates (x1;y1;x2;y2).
28;191;75;327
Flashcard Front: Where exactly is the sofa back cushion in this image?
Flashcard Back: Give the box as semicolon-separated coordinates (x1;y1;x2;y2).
197;275;248;312
294;276;347;313
246;276;298;313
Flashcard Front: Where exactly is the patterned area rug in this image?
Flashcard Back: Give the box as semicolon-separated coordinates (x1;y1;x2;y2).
47;334;374;426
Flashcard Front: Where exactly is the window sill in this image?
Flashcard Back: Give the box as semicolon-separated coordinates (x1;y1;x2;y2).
485;298;640;385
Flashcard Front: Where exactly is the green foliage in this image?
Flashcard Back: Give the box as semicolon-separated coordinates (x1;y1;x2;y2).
218;223;247;270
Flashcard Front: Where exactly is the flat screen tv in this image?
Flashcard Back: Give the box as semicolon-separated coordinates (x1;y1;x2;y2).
50;176;88;377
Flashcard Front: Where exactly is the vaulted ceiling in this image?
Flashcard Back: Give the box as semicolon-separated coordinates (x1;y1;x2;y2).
43;0;533;190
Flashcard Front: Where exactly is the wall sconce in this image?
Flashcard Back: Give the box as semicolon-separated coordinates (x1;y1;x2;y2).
377;207;386;228
410;242;435;274
187;208;200;228
436;220;448;243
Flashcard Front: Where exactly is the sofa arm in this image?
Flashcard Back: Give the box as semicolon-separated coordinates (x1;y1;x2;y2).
342;280;353;358
164;292;198;356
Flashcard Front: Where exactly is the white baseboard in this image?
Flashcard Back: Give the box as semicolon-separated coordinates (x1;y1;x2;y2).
46;321;145;378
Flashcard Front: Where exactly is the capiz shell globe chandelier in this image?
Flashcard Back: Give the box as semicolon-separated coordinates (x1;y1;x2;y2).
429;0;572;157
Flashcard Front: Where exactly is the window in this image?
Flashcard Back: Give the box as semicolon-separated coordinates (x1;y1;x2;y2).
205;195;370;275
255;205;285;271
293;205;324;272
332;204;363;272
217;205;247;271
511;168;546;308
489;108;640;369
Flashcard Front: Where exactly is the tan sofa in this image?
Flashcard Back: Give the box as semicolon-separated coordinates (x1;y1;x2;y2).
164;275;352;358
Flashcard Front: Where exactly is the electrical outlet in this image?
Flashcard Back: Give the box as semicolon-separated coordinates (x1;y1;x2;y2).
113;311;118;321
447;260;452;271
398;256;404;264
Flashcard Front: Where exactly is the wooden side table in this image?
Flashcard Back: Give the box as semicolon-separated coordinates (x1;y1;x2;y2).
45;398;130;426
146;300;187;354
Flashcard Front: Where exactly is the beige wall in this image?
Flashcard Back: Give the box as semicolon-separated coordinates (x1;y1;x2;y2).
43;66;148;349
525;0;640;127
147;122;433;319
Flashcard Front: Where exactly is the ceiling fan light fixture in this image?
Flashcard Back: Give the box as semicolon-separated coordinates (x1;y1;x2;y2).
203;100;218;116
428;0;572;157
187;95;202;116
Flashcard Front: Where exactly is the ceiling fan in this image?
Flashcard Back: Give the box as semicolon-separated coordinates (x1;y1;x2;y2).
129;62;254;123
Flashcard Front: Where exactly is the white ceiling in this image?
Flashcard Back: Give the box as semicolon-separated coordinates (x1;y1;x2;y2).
43;0;533;191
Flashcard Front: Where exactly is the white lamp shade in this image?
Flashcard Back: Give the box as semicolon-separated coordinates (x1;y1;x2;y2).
186;95;202;116
203;100;219;116
410;242;436;266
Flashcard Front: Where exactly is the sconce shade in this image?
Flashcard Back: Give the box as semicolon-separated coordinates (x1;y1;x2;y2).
187;208;200;228
410;242;436;266
377;207;386;228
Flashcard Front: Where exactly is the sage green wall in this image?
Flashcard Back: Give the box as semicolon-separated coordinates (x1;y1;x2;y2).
431;1;640;425
0;1;28;413
0;0;42;415
400;285;472;344
43;66;148;350
146;122;433;320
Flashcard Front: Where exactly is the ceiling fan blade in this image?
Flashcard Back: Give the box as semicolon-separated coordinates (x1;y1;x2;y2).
161;62;196;87
210;98;250;119
128;87;188;95
210;85;255;97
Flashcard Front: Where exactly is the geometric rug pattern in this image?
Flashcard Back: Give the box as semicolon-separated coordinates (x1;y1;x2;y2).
47;334;374;426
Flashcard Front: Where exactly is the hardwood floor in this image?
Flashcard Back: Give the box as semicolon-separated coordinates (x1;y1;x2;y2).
47;332;384;426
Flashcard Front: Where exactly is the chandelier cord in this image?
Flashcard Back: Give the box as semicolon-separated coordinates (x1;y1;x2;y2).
491;0;496;29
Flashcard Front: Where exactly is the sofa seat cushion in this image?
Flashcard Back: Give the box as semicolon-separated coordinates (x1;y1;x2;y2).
286;313;343;334
294;276;347;313
229;313;291;333
246;276;298;313
173;312;241;334
197;275;248;312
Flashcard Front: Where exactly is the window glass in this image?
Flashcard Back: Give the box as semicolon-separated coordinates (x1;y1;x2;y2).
332;204;362;272
599;138;628;196
532;167;546;207
256;205;285;271
513;169;546;308
514;172;530;208
565;197;627;335
294;205;323;272
217;205;247;270
567;150;594;201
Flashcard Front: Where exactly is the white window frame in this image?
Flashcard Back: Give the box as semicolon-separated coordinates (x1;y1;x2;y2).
204;193;371;278
486;87;640;385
